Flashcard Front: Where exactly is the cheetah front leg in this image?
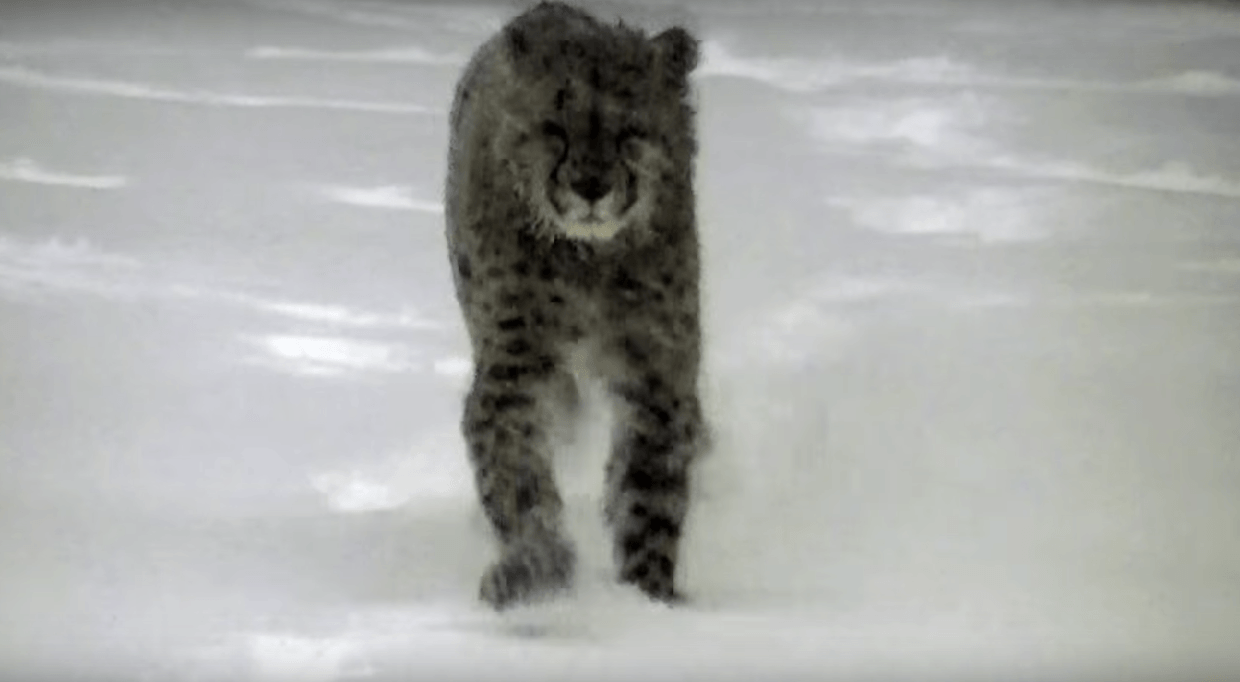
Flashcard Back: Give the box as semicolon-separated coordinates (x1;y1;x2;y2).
603;332;705;603
462;327;576;610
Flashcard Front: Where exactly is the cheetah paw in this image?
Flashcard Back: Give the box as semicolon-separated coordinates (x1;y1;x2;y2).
479;538;576;611
620;560;684;605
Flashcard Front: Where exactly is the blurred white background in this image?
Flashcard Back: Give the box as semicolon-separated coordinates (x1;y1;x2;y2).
1;0;1238;679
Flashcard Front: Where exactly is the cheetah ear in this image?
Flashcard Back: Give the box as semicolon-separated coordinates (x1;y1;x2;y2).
652;26;699;78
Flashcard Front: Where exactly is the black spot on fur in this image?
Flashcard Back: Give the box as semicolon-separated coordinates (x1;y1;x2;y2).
645;514;680;539
619;336;650;365
467;414;495;432
626;562;650;581
497;316;527;331
499;291;532;307
504;338;533;356
487;509;513;538
655;554;674;578
631;430;673;456
487;358;553;383
622;532;644;556
487;364;523;382
645;403;673;428
492;392;534;412
612;268;642;294
507;25;530;56
617;384;673;427
514;483;536;513
622;460;686;493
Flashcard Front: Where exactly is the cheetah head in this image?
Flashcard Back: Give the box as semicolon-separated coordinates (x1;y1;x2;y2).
494;7;698;242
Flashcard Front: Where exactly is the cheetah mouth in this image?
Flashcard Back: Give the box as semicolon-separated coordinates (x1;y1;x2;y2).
558;216;625;241
544;175;639;242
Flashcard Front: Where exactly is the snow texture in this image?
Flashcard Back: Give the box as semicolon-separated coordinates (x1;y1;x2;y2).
2;0;1239;679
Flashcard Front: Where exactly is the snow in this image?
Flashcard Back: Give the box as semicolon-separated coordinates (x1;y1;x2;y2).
0;157;128;189
0;64;434;114
2;0;1239;679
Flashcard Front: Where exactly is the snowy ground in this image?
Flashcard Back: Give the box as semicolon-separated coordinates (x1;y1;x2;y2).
2;0;1240;679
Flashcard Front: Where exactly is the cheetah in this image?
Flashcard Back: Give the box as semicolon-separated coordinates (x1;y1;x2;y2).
444;0;705;610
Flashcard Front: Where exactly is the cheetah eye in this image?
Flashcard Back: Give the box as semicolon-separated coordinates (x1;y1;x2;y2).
541;121;568;140
616;125;647;155
540;120;568;157
616;125;647;145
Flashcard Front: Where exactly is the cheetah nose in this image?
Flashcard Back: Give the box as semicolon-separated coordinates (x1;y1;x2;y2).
571;176;611;203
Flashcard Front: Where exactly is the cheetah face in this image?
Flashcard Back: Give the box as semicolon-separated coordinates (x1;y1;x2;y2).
500;89;671;243
498;23;698;242
533;110;664;242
